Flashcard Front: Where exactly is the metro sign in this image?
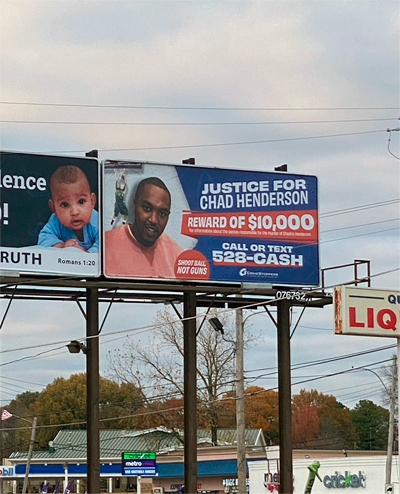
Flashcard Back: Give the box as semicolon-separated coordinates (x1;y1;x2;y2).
334;286;400;337
122;452;157;476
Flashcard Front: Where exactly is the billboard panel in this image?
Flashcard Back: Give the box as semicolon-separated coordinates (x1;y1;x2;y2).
334;286;400;337
103;161;319;285
0;151;100;276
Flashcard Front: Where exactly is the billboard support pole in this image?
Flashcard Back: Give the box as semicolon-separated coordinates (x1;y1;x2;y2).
277;299;293;494
398;338;400;469
87;287;100;494
183;291;197;494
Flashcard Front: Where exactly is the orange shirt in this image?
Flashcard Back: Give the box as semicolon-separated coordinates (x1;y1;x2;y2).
105;223;183;278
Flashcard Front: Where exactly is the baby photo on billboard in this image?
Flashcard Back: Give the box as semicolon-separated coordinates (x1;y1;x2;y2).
0;151;100;276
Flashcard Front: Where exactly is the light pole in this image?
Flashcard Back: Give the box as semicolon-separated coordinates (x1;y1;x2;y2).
210;308;268;494
356;360;396;490
66;287;100;494
20;416;37;494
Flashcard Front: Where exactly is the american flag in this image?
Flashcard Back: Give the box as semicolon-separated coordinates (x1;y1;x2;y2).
1;409;12;421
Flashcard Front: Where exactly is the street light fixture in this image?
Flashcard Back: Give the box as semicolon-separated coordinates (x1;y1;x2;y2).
209;317;224;335
67;340;88;354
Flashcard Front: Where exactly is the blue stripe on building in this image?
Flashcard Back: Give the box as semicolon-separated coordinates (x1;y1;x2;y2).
15;459;249;477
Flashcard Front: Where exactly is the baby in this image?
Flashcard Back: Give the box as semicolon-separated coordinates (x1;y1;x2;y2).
38;165;99;253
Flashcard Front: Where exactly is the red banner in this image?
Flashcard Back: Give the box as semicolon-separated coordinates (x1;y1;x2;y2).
181;210;318;242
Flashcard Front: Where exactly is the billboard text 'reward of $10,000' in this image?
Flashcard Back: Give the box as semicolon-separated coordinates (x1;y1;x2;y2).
103;161;319;286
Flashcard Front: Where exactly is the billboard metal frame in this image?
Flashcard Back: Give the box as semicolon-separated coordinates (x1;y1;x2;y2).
0;274;332;494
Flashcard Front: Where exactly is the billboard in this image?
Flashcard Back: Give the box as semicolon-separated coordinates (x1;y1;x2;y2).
122;452;157;476
103;161;319;285
334;286;400;337
0;152;100;276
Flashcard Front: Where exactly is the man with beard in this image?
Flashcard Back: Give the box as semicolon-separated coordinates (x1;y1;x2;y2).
105;177;183;277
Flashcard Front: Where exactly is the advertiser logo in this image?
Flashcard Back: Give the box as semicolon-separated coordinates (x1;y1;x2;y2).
239;267;278;278
323;471;366;489
263;472;279;492
0;466;14;476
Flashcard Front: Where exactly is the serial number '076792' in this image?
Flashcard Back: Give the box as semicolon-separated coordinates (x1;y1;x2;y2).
275;290;309;301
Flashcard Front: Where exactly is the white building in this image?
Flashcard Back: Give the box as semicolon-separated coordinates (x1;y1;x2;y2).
249;450;399;493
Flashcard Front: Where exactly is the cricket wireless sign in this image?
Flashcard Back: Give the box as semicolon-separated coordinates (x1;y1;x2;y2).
335;287;400;337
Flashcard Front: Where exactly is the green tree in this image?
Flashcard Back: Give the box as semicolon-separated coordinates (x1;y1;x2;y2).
31;373;143;448
351;399;389;450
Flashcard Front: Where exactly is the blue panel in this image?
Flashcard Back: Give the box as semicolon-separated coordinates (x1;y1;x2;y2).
14;459;249;478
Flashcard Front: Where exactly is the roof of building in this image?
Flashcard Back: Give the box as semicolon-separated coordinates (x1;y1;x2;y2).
9;427;266;462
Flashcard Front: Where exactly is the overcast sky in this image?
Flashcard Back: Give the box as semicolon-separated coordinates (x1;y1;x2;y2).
0;1;399;416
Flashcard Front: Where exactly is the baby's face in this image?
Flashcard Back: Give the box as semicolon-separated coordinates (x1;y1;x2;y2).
50;178;96;231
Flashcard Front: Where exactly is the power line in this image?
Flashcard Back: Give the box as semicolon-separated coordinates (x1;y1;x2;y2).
3;346;393;423
44;129;386;154
1;117;397;126
320;198;400;217
321;217;399;233
0;268;398;358
320;226;399;243
1;101;398;111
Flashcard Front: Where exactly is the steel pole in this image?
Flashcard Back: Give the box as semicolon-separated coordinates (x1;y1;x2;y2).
0;407;3;494
183;291;197;494
86;287;100;494
398;339;400;471
277;299;293;494
385;355;396;488
22;417;37;494
235;307;246;494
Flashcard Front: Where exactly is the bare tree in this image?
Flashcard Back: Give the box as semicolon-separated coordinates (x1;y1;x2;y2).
380;356;397;417
107;306;254;444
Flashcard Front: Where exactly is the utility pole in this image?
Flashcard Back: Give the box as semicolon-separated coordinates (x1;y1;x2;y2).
0;411;3;494
22;416;37;494
183;291;197;494
235;307;246;494
386;355;397;488
86;287;100;494
277;299;293;494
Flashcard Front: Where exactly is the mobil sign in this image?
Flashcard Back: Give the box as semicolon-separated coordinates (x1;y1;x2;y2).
334;286;400;337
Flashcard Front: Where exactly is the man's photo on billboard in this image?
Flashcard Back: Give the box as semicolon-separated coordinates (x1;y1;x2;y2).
105;176;184;278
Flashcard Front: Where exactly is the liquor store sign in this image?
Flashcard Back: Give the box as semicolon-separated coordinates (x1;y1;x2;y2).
122;452;157;476
335;286;400;338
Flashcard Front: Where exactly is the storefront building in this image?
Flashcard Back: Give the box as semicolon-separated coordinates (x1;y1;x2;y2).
6;427;267;494
248;453;398;493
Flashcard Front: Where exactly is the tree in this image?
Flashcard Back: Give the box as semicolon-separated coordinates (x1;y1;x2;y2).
379;356;397;415
220;386;279;444
292;389;357;449
107;307;253;445
1;391;39;457
30;373;143;448
351;399;389;450
292;403;319;448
